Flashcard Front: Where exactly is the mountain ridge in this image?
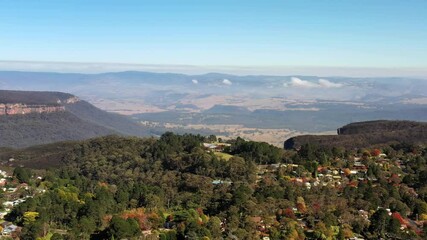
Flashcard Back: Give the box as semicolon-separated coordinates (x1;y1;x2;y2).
0;89;149;148
284;120;427;150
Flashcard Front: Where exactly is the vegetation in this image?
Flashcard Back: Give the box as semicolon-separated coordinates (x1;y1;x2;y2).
285;120;427;150
0;112;116;148
213;152;233;161
0;90;73;105
0;90;151;148
0;132;426;239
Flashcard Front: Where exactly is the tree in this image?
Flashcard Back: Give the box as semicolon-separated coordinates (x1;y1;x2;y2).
369;208;390;238
207;135;217;143
23;211;39;225
227;157;248;181
280;218;305;240
13;167;31;183
50;233;64;240
371;149;381;157
20;221;43;240
78;217;96;237
207;216;223;240
296;197;307;214
107;216;140;239
313;222;334;240
387;217;401;234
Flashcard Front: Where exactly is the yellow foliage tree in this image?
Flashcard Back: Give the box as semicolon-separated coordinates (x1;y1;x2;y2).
23;211;39;225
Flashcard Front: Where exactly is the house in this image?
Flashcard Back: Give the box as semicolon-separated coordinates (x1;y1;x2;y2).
0;211;9;219
1;221;19;236
212;180;232;185
19;183;29;190
7;187;17;192
0;222;11;229
352;166;367;173
13;198;26;205
2;201;14;208
203;143;231;152
2;223;19;236
0;178;6;187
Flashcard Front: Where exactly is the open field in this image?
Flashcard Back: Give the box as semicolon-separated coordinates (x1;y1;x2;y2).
141;122;336;147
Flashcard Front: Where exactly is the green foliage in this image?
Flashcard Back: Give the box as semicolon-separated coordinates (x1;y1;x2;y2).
13;167;32;183
2;133;426;239
107;215;140;239
50;233;63;240
228;137;285;164
369;208;390;238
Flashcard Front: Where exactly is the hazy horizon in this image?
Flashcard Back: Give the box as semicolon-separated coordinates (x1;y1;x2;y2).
1;60;427;78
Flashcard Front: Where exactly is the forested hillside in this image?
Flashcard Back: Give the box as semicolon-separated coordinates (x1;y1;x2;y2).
0;90;74;105
0;112;115;148
0;90;149;148
65;100;150;137
1;133;425;239
284;120;427;149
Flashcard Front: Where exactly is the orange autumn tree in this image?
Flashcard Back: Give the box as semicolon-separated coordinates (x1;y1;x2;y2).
296;197;307;214
371;149;381;157
121;208;150;230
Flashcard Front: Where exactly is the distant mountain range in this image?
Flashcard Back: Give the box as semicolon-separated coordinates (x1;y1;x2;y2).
284;120;427;149
0;90;149;148
1;70;427;134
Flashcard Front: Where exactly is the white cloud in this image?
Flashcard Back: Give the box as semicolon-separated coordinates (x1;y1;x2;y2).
285;77;343;88
222;79;232;85
318;79;343;88
288;77;318;88
192;79;198;84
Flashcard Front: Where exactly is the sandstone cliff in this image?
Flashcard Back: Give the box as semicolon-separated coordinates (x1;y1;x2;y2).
0;103;65;116
0;90;150;148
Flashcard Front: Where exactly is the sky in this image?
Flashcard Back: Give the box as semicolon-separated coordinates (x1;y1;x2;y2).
1;0;427;75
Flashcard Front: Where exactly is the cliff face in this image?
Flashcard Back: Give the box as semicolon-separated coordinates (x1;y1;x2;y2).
0;90;149;148
0;95;79;116
0;103;65;116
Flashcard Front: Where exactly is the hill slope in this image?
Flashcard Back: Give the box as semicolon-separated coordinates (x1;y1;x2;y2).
0;90;149;148
64;100;149;136
284;120;427;149
0;111;116;148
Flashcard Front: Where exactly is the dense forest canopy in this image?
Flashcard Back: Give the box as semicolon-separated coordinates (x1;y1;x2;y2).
0;133;426;239
285;120;427;150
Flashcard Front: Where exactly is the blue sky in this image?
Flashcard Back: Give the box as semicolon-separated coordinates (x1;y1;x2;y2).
1;0;426;70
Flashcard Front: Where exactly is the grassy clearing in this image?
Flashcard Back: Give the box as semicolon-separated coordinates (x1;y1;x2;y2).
214;152;233;161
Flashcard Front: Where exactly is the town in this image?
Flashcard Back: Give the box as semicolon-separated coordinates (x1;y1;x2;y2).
0;134;425;239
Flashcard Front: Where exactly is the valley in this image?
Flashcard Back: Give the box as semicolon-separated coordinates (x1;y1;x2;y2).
141;121;336;147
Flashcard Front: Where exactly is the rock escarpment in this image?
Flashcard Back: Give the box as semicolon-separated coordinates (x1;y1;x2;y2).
0;90;150;148
0;90;79;116
0;103;65;115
